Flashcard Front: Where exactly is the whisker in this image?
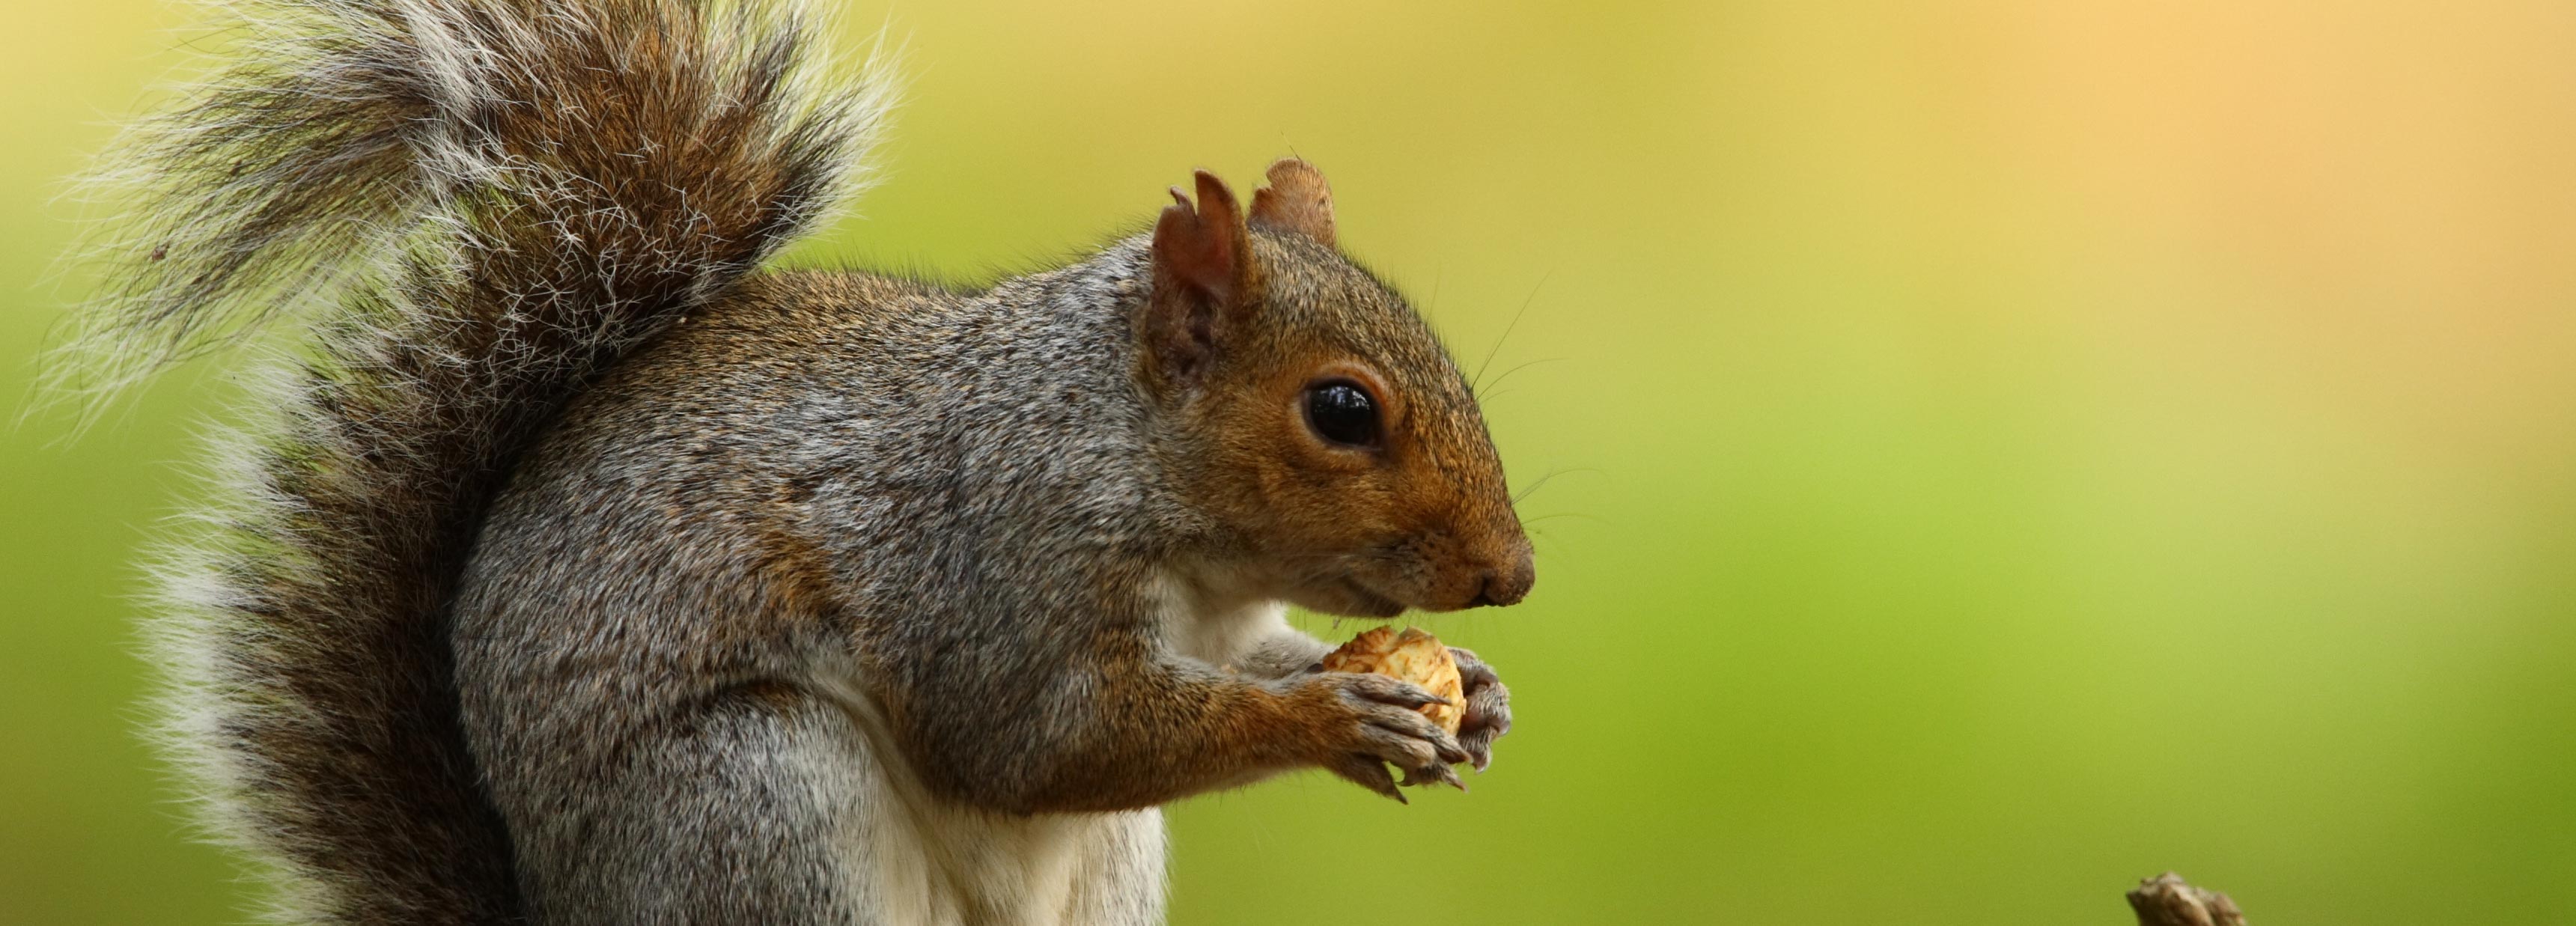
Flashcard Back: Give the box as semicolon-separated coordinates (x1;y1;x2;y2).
1470;269;1551;395
1518;511;1604;526
1511;466;1598;507
1479;356;1565;400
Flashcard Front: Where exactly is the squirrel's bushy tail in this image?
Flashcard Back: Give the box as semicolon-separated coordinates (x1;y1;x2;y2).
66;1;894;922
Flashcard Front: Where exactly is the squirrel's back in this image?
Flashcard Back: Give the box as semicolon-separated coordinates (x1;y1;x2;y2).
66;1;895;922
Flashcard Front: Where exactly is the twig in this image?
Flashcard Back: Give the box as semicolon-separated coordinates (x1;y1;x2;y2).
2128;872;2247;926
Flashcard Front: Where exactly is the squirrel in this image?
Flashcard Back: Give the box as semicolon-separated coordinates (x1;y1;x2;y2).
68;0;1533;923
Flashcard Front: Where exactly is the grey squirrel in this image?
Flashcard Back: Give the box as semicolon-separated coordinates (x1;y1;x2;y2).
70;0;1533;923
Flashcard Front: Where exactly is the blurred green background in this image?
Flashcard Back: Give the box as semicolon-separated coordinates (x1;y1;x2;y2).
7;1;2575;923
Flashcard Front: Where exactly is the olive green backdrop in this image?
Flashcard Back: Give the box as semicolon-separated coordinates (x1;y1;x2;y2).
6;1;2572;924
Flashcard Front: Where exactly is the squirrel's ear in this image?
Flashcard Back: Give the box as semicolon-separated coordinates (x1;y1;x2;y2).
1248;157;1336;248
1145;169;1254;388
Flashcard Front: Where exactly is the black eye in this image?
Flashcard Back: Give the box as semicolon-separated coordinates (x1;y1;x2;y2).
1303;380;1381;448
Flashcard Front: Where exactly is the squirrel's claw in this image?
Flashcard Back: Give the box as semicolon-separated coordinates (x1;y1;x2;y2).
1428;730;1471;767
1327;754;1405;802
1400;761;1469;792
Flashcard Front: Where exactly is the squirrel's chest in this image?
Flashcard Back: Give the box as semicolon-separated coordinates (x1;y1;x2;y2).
1149;572;1292;668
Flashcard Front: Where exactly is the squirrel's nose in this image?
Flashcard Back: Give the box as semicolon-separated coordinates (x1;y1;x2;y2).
1465;546;1535;608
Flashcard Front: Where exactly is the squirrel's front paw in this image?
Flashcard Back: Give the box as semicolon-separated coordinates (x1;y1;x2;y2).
1447;646;1512;772
1288;672;1471;802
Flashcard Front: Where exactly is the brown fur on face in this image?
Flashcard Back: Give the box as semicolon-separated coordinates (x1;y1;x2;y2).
1142;162;1534;616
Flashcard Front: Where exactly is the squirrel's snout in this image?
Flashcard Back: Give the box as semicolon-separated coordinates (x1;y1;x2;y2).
1465;544;1536;608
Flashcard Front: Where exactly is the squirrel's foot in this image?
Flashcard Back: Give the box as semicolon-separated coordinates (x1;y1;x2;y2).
1448;646;1513;773
1291;672;1470;802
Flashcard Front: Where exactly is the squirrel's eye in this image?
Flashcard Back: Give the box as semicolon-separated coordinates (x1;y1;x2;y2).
1303;380;1380;448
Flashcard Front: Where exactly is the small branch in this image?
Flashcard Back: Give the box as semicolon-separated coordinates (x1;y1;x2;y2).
2128;872;2247;926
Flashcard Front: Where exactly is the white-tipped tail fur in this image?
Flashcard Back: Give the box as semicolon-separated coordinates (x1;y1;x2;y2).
65;1;897;922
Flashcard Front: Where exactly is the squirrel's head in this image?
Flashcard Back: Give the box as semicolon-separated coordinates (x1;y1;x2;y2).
1139;159;1532;618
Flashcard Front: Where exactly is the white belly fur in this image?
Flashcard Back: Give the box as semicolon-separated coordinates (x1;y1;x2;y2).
814;671;1168;926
